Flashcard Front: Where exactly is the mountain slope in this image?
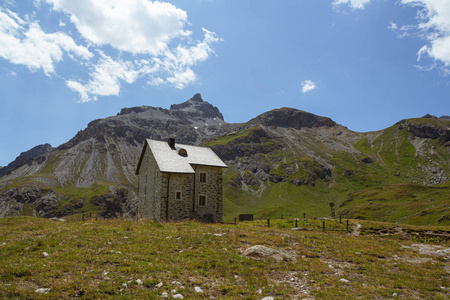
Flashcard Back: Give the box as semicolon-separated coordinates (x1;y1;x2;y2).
0;95;448;225
203;110;450;224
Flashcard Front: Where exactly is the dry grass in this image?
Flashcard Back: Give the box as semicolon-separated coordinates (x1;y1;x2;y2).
0;217;449;299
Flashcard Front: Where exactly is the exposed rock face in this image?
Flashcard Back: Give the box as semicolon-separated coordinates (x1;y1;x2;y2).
249;108;336;129
170;93;225;125
0;186;63;218
397;119;450;146
422;114;438;119
0;143;53;178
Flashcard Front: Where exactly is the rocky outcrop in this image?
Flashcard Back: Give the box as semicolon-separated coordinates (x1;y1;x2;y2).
248;108;336;129
0;144;53;178
397;119;450;146
0;186;64;218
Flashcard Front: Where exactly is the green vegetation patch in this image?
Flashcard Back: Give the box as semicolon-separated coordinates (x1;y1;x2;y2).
339;182;450;226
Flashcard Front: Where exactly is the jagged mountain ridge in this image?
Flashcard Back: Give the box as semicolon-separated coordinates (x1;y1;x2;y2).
0;143;54;178
0;94;449;224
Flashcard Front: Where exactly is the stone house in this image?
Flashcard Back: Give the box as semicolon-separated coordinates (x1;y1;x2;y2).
136;138;227;222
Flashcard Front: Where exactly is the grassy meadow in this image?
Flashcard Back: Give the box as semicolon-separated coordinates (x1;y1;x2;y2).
1;217;449;299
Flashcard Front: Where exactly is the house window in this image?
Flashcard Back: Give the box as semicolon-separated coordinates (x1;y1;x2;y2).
199;172;207;183
175;191;182;201
198;195;207;207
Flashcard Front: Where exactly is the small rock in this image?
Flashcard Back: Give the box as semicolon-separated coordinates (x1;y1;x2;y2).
161;292;168;297
243;245;292;262
122;283;128;288
42;252;49;258
261;297;274;300
156;282;164;288
173;294;184;299
339;278;350;284
136;279;143;285
194;286;203;293
256;288;262;294
171;289;177;294
393;293;398;297
35;288;51;294
291;227;308;231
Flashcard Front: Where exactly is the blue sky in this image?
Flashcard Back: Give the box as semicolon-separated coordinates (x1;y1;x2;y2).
1;0;449;166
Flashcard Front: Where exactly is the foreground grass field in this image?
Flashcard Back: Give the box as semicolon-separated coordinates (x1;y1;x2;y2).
0;217;449;299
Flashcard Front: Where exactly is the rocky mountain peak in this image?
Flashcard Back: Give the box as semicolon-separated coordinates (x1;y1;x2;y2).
169;93;225;125
190;93;203;102
249;108;337;129
422;114;438;119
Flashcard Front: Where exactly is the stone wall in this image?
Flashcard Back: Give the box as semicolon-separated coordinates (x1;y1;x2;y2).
192;165;223;222
137;147;162;220
160;173;193;221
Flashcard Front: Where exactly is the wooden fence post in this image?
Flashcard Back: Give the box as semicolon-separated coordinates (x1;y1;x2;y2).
322;220;325;231
295;219;298;228
339;214;342;223
267;217;270;228
234;217;237;225
303;212;306;219
346;219;349;232
82;211;85;222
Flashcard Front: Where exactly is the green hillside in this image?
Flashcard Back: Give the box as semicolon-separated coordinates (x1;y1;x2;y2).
208;116;450;224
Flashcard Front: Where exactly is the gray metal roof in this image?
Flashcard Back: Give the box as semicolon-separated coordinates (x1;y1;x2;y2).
144;139;227;174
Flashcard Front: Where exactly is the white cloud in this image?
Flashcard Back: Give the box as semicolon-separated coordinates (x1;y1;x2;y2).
302;80;317;93
66;51;140;102
333;0;371;10
45;0;190;55
0;1;222;102
0;8;92;76
67;28;222;101
396;0;450;71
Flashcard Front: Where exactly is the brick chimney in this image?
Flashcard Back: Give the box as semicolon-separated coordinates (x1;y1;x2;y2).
168;138;175;148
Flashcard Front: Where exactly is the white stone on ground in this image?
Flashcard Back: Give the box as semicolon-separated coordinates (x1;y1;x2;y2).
42;252;49;258
173;294;184;299
35;288;51;294
339;278;350;283
194;286;203;293
136;279;143;285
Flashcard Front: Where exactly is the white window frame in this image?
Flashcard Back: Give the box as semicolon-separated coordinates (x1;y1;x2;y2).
175;190;182;201
198;194;207;207
199;172;207;183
